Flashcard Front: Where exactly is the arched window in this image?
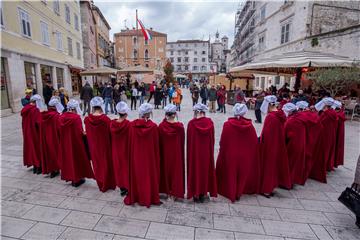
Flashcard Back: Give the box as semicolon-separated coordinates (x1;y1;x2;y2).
133;37;137;45
133;49;138;59
144;49;149;60
145;64;149;68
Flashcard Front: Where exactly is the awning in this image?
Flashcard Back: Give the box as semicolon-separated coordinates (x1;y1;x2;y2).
229;51;356;75
175;74;187;78
80;66;118;76
117;65;154;74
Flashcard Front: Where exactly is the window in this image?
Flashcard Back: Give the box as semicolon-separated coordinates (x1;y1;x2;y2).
184;57;188;62
55;31;62;51
194;51;197;55
193;66;198;71
145;49;149;60
56;68;64;88
145;39;148;45
65;4;70;23
74;14;79;31
133;49;138;59
133;37;137;45
201;66;206;71
194;58;197;62
260;6;266;21
258;34;265;50
76;42;81;59
202;58;206;62
255;77;259;87
185;51;188;55
53;0;60;15
177;50;181;55
202;51;206;55
19;8;31;37
281;23;290;44
40;21;49;45
177;57;181;63
170;57;174;63
170;51;173;55
67;37;73;56
185;66;188;71
91;53;95;64
275;76;280;85
1;6;4;26
145;64;149;68
177;65;181;71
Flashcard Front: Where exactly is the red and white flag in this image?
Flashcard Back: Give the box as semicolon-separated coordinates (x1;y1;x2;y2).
137;19;152;41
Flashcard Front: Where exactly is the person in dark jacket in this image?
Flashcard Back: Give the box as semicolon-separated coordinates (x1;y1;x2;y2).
43;81;54;105
80;82;94;116
102;82;114;114
208;85;217;113
192;85;200;106
21;88;33;107
154;84;163;109
254;92;265;123
113;83;121;114
200;84;208;105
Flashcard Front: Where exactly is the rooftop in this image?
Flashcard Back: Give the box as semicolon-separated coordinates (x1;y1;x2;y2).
167;40;210;44
114;29;167;37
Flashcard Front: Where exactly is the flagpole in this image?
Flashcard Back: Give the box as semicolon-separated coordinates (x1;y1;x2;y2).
136;9;138;31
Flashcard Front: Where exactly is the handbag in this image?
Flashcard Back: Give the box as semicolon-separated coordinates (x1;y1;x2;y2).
338;186;360;216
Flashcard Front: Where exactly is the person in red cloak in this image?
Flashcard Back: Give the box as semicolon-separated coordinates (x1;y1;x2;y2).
159;104;185;199
21;94;44;174
216;103;259;202
84;97;116;192
332;100;345;168
310;97;338;183
296;101;322;182
58;99;94;187
110;101;131;196
187;103;217;203
259;95;292;197
40;97;63;178
283;103;307;186
124;103;161;207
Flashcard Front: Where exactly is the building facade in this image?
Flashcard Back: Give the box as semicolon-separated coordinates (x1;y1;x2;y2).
114;28;167;70
1;0;84;113
92;5;112;67
210;31;230;73
166;40;211;81
231;0;360;91
80;0;97;70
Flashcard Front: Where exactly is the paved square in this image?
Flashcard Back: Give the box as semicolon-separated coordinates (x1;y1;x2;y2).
1;89;360;239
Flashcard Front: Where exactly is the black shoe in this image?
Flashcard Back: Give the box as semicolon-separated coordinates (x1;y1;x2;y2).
72;179;85;187
50;171;59;178
193;197;200;203
36;167;42;175
120;188;128;196
33;167;37;174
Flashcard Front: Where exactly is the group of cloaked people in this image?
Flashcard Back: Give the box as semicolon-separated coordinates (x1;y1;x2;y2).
21;91;345;207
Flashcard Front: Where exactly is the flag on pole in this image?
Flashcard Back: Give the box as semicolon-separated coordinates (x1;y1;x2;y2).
137;19;152;41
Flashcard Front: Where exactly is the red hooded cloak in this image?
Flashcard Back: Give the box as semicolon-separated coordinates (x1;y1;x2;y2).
284;112;307;185
124;119;161;207
41;108;60;174
260;110;292;193
58;112;94;182
110;119;130;190
84;114;116;192
21;104;42;168
334;110;345;168
158;119;185;199
310;109;338;183
187;117;217;199
297;111;322;181
216;117;260;202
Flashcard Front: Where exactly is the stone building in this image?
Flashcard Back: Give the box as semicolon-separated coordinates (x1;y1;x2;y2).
166;40;211;81
80;0;97;70
210;31;230;73
114;28;167;70
92;4;112;67
231;0;360;91
1;0;84;114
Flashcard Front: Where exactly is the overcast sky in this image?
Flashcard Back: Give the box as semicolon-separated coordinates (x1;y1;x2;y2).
94;0;239;44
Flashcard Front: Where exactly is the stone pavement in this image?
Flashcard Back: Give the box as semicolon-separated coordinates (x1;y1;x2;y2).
1;88;360;240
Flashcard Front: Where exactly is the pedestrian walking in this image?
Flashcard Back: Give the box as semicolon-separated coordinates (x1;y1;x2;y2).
162;84;168;108
217;85;227;113
113;82;121;114
254;92;264;123
102;82;114;114
192;85;200;106
43;81;54;105
130;85;138;110
147;81;156;103
208;85;217;113
200;84;208;105
80;82;93;116
168;84;174;104
138;82;146;105
154;84;162;109
172;85;182;111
